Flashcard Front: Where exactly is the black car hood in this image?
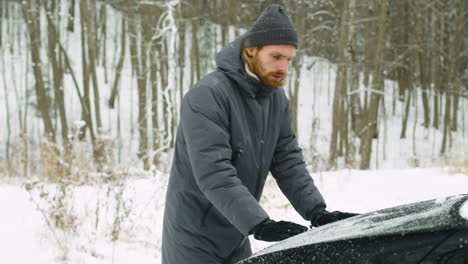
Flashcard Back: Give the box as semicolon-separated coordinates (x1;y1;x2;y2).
250;193;468;259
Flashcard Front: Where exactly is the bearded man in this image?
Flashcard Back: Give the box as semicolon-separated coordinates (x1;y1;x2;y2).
161;4;357;264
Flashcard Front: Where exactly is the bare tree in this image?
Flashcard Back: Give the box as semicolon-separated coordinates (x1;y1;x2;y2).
360;0;388;169
44;1;69;149
67;0;75;32
288;0;307;135
191;18;201;86
83;0;103;132
98;4;108;83
441;0;465;154
1;46;11;175
109;16;126;108
22;0;55;141
0;1;3;48
127;5;150;169
328;0;355;168
78;0;95;142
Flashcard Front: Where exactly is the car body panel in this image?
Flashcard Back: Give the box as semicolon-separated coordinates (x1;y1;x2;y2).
238;194;468;264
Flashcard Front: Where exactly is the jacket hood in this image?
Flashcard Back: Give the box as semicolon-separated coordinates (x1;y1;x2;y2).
215;37;277;98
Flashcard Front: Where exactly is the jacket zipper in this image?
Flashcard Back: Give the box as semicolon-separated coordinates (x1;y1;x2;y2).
254;97;265;196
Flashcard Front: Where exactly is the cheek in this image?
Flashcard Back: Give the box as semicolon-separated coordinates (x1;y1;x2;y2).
261;59;276;73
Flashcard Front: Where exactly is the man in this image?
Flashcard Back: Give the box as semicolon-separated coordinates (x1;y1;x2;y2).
162;4;357;264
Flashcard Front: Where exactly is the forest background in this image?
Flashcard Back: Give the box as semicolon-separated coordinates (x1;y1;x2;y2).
1;0;467;179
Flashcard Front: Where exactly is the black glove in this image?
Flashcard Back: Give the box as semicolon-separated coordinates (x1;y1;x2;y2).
311;209;358;227
252;218;308;242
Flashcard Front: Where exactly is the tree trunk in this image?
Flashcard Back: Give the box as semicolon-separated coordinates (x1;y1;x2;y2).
449;2;464;133
360;0;388;170
440;93;451;154
150;43;159;165
452;87;459;132
67;0;75;32
328;0;355;169
0;1;3;49
400;88;411;139
1;46;11;175
44;2;69;148
289;0;306;136
84;0;102;133
22;0;55;141
109;17;126;108
178;6;186;110
177;19;186;149
419;51;430;129
191;19;201;84
160;40;169;143
79;0;93;141
433;54;441;130
128;12;149;169
49;16;95;149
395;0;410;102
362;1;375;91
411;87;418;158
230;0;240;37
99;5;108;83
290;59;301;135
414;0;431;129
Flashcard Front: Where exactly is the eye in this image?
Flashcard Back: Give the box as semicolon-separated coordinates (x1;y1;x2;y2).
273;55;281;60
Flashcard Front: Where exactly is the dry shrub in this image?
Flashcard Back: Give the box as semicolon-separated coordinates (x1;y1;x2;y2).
448;158;468;175
5;131;117;184
40;142;69;182
25;179;78;261
40;136;117;184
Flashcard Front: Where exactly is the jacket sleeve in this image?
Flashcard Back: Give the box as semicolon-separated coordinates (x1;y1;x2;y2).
270;98;326;220
181;87;269;235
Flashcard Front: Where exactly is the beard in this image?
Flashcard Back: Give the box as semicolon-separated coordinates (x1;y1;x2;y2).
250;55;287;88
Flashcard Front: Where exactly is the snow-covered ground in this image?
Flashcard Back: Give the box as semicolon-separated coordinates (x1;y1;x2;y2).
1;167;467;263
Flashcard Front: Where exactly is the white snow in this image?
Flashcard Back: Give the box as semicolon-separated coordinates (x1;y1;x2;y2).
461;200;468;220
0;185;56;264
1;168;467;263
435;196;448;204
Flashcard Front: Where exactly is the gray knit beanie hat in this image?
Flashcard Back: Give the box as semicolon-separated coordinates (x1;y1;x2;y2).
243;4;298;48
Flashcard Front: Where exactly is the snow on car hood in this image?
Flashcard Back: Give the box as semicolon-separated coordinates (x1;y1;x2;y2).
253;193;468;258
461;200;468;220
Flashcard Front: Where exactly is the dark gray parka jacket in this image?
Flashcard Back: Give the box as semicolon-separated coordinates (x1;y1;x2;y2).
161;38;325;264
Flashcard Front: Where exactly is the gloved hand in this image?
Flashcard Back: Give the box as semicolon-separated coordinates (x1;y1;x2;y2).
311;209;359;227
252;218;308;242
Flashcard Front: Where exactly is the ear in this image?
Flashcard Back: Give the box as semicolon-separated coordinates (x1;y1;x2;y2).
246;47;258;57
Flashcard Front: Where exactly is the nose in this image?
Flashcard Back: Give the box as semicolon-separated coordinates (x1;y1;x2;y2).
278;61;288;73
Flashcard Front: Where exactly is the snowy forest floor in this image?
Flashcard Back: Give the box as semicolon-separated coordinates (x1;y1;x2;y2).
1;167;467;263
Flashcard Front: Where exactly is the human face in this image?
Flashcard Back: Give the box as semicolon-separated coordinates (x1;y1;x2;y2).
248;45;296;88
